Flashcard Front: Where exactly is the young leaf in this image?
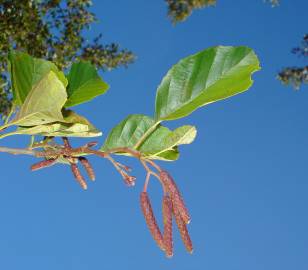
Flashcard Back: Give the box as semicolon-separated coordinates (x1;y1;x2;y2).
0;70;68;131
65;61;109;107
42;109;102;137
102;114;158;151
8;50;67;105
141;125;196;159
155;150;179;161
155;46;260;121
10;71;67;127
101;114;196;161
0;110;102;139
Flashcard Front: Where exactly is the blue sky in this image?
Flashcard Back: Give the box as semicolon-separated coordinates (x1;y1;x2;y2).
1;0;308;269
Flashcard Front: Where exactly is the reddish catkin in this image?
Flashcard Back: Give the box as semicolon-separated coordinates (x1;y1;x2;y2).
140;192;164;251
31;158;57;171
172;203;193;254
160;171;191;224
71;164;87;190
162;195;173;258
78;157;95;181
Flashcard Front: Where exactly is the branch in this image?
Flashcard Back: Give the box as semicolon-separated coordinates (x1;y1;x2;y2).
0;146;36;156
0;138;193;257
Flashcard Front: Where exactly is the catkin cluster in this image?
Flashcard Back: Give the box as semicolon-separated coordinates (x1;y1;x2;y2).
29;137;193;257
140;170;193;257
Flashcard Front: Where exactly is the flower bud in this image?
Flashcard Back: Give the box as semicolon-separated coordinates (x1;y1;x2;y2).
122;172;136;186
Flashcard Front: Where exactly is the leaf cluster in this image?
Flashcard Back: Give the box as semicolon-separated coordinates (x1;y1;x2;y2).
102;46;260;161
1;51;109;139
166;0;216;24
1;46;260;163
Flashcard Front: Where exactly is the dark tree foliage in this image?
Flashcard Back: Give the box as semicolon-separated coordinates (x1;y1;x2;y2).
166;0;216;23
166;0;279;23
278;34;308;89
265;0;279;7
0;0;134;119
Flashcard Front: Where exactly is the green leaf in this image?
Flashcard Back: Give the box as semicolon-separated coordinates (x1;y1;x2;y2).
101;114;196;161
154;150;179;161
155;46;260;121
10;71;67;127
0;70;68;131
0;110;102;139
65;61;109;107
141;125;196;158
58;109;102;137
8;50;67;105
15;121;101;138
102;114;157;150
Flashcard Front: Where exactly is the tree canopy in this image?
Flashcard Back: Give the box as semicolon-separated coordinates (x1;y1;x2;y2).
278;34;308;89
165;0;280;24
0;0;134;118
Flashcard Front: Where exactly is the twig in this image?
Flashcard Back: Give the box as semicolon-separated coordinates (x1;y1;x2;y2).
145;158;162;172
140;159;165;192
0;146;36;156
143;171;151;192
105;154;136;186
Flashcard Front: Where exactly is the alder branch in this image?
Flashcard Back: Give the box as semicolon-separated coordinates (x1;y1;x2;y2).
0;140;162;193
0;138;193;256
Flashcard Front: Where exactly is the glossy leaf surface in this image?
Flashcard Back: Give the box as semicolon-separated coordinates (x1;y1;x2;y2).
155;46;260;121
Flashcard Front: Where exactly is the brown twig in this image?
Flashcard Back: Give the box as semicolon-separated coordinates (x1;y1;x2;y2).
105;154;136;186
140;159;165;192
116;162;131;172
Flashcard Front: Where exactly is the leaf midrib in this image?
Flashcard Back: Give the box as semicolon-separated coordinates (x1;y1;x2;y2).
159;49;256;120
